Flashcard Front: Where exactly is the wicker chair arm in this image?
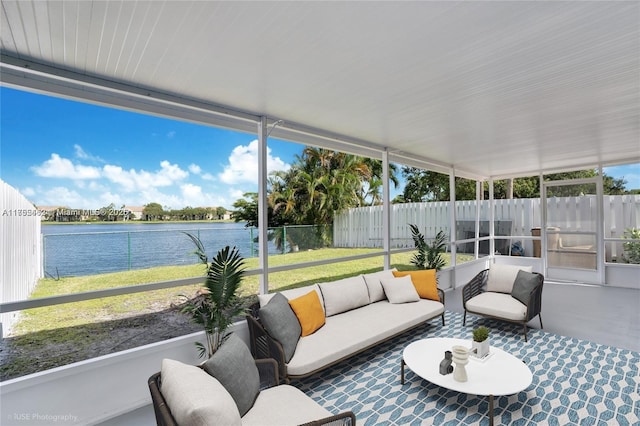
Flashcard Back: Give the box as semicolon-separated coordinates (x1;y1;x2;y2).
437;288;445;305
148;372;177;426
299;410;357;426
462;269;489;307
524;273;544;322
246;303;288;382
255;358;279;389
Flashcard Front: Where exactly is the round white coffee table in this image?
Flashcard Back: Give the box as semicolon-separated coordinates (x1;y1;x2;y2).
401;337;532;426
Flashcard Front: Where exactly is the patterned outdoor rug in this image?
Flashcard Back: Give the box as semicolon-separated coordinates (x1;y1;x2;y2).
294;311;639;426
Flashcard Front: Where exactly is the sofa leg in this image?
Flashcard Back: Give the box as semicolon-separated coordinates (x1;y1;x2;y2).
523;324;528;342
539;314;544;330
463;310;467;326
441;313;445;326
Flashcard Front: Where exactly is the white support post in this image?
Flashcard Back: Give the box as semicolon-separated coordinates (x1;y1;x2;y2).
257;117;269;295
540;173;547;273
382;149;391;270
489;178;495;259
597;165;605;284
449;170;457;269
475;180;481;259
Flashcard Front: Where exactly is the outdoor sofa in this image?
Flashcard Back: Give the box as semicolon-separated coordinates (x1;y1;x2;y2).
462;264;544;341
246;269;446;383
148;335;355;426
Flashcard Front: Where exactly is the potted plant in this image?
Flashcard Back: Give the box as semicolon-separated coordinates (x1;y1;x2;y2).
472;326;490;358
180;232;247;358
409;224;447;271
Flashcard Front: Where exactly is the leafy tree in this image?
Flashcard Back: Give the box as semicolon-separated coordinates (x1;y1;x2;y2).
143;202;164;220
232;147;401;251
215;206;227;219
98;203;116;221
400;167;628;201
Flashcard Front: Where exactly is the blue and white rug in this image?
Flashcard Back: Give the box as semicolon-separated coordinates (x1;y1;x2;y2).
294;311;639;425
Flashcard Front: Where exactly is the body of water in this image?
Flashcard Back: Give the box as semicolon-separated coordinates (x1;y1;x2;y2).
41;222;279;277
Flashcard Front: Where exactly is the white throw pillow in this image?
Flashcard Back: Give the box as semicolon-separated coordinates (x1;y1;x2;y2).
362;269;397;302
380;276;420;304
319;276;370;316
486;264;533;293
161;359;241;426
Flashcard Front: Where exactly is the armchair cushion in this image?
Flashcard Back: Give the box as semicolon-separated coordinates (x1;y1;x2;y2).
259;293;301;362
511;270;541;306
203;334;260;417
241;384;332;426
380;276;421;304
466;292;527;321
486;264;532;293
160;358;241;426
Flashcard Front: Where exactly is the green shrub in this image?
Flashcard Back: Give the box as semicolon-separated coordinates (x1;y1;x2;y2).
622;228;640;264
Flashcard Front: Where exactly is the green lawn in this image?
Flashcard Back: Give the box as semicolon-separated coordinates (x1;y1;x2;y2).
16;248;474;333
1;248;473;380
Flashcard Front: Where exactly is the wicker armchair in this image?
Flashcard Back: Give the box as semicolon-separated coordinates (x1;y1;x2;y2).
462;269;544;341
148;358;356;426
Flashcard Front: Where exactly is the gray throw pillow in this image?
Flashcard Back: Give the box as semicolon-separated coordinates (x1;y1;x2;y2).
511;270;540;306
259;293;301;362
203;334;260;417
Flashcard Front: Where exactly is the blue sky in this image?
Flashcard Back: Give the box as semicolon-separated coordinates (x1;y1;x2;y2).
1;87;639;211
1;87;300;210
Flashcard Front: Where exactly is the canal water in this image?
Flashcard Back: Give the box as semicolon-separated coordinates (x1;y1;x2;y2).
41;222;276;278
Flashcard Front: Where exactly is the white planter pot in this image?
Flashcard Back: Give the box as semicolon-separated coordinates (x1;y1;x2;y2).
472;339;490;358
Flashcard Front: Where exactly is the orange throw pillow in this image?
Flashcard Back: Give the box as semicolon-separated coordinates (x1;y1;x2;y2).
288;291;326;336
392;269;439;301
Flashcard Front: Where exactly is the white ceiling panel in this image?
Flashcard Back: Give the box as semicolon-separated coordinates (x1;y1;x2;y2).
1;0;638;179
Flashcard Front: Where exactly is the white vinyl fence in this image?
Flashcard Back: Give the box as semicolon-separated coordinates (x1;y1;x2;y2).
0;180;42;336
334;195;640;258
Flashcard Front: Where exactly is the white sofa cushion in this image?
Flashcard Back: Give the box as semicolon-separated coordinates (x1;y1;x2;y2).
362;269;396;302
241;384;331;426
319;276;370;317
258;284;325;313
466;292;527;321
487;264;533;293
161;359;241;426
286;299;444;376
380;276;420;304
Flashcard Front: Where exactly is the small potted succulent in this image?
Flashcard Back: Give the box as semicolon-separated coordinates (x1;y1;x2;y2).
472;326;490;358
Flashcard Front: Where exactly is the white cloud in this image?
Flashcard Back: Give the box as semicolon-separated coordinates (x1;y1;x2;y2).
189;164;202;174
167;131;176;139
22;187;35;197
219;140;290;184
201;173;215;181
102;160;189;192
31;154;101;179
39;186;88;207
74;144;104;163
229;189;245;200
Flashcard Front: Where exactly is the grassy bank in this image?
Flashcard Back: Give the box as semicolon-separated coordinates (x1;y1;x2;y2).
1;248;473;380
